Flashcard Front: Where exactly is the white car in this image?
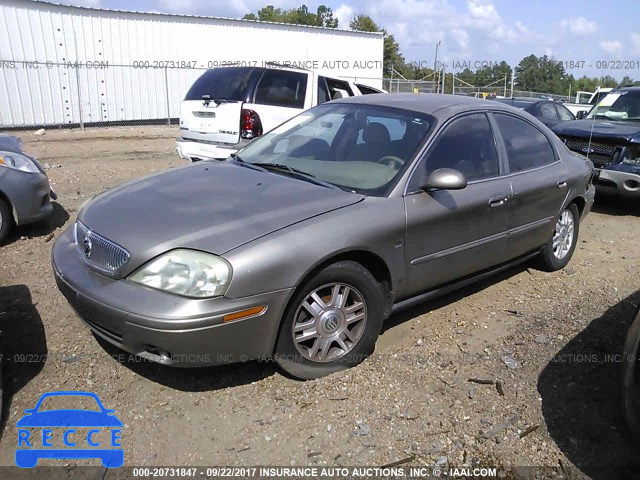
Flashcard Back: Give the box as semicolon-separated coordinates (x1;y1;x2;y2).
176;65;385;161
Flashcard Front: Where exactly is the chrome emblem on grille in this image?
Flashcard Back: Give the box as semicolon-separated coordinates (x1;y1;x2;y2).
581;147;594;154
82;236;93;258
74;221;130;275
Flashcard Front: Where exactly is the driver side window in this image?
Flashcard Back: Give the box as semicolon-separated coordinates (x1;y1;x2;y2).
408;113;499;191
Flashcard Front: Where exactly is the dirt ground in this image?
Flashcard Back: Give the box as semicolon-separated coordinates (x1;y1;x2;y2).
0;126;639;479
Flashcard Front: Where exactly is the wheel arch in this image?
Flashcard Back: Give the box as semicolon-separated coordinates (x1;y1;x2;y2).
271;248;394;355
568;195;587;218
0;189;17;225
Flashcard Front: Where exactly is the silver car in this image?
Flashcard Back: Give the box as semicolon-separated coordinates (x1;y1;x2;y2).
52;94;595;379
0;135;56;244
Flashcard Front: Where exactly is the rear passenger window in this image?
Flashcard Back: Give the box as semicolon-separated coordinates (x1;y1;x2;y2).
494;114;555;172
539;103;558;119
255;70;308;108
356;84;382;95
322;77;354;100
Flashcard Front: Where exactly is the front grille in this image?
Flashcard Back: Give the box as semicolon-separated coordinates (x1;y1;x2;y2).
74;221;130;275
563;137;616;167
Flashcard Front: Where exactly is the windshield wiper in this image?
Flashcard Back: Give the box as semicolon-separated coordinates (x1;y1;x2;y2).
230;153;267;172
250;162;340;190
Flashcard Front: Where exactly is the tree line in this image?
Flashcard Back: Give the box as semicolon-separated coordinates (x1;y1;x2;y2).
242;5;635;95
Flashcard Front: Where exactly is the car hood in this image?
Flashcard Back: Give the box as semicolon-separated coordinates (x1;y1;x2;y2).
79;161;363;276
553;119;640;143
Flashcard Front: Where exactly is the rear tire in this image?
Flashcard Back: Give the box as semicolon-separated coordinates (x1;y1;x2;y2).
538;203;579;272
275;261;384;380
0;198;13;245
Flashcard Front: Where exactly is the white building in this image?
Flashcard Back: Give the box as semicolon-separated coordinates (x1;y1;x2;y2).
0;0;383;127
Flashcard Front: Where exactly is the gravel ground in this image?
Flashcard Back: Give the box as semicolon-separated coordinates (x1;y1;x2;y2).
0;126;639;479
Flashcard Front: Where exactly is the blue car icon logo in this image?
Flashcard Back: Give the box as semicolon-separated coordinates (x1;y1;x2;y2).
15;391;123;468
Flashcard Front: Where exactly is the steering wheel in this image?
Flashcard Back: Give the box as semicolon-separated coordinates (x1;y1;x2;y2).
376;156;405;169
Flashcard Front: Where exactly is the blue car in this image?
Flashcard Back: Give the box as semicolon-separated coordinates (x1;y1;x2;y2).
16;391;123;468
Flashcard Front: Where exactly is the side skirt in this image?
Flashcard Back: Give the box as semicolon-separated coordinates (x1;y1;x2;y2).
390;249;543;315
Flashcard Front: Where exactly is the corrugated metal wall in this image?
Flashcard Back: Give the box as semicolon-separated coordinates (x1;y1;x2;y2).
0;0;383;127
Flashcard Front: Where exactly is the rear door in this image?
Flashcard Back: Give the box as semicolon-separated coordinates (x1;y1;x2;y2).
180;67;261;145
243;69;312;133
492;113;569;259
404;113;511;294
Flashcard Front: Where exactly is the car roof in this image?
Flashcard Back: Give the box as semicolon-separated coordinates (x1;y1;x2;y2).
613;86;640;93
332;92;524;117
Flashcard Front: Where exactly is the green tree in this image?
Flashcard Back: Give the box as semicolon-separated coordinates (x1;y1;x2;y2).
598;75;619;88
514;54;571;95
243;4;338;28
620;75;635;86
349;14;404;75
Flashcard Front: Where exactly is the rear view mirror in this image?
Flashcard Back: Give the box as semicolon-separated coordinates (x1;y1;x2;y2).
422;168;467;191
576;110;588;119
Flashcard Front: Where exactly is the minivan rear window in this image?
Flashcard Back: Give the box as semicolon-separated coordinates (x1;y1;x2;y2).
185;67;259;101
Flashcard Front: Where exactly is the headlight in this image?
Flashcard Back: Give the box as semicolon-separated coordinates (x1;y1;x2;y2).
0;151;40;173
129;249;231;298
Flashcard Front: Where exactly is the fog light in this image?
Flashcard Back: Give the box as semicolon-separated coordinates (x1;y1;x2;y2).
624;179;640;191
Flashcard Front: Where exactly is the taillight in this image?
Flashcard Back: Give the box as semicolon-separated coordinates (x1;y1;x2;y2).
241;109;263;139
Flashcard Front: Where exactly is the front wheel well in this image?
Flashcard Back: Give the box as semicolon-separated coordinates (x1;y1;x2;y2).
293;251;393;317
0;190;16;223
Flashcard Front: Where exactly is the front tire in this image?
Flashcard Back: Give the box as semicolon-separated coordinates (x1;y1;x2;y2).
539;203;579;272
275;261;384;380
0;198;13;245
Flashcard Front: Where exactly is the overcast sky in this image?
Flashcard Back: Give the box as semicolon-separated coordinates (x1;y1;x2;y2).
56;0;639;80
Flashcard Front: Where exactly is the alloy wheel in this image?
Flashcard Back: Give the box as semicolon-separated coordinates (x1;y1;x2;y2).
552;209;575;260
291;283;367;363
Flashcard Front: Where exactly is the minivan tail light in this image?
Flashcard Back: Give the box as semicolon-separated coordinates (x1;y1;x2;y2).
241;109;263;139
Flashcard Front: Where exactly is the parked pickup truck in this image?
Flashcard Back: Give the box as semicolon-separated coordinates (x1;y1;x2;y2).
562;88;612;116
553;86;640;199
176;65;384;161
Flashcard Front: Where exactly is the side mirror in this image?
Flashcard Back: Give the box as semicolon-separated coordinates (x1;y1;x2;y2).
421;168;467;191
576;110;588;119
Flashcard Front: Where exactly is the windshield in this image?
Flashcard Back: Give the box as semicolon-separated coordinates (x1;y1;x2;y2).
184;67;259;101
587;90;640;121
235;103;434;196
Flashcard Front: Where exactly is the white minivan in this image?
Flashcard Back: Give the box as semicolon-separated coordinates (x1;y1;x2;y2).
176;65;384;161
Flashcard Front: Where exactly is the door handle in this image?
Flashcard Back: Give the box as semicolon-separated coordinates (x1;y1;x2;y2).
557;180;568;188
489;195;509;207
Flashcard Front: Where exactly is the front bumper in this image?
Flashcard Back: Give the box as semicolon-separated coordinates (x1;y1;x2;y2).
175;138;241;162
51;227;293;367
1;169;54;225
594;168;640;198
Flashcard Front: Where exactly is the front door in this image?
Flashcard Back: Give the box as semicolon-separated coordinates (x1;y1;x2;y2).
404;113;511;295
